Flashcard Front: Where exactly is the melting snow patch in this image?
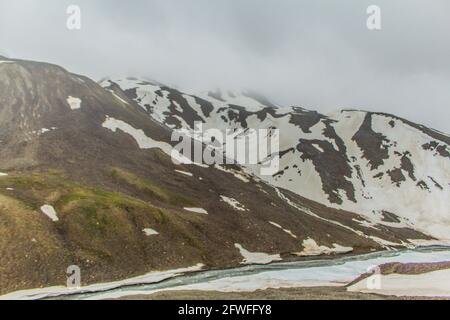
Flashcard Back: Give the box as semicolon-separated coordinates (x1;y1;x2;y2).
184;207;208;215
214;165;250;183
295;238;353;256
102;116;203;166
407;239;450;247
269;221;297;239
6;188;14;191
312;143;325;152
353;218;379;230
112;92;129;105
40;205;59;222
67;96;82;110
31;127;57;136
103;116;172;150
143;228;159;236
234;244;281;265
367;236;402;248
175;170;193;177
0;173;8;177
220;196;247;211
348;269;450;298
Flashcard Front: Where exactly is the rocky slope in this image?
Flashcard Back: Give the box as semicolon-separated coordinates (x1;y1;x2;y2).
102;77;450;239
0;56;441;294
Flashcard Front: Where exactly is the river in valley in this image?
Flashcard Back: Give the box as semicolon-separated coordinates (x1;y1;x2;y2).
2;246;450;300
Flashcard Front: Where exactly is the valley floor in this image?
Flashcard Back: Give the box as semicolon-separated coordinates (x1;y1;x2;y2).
3;247;450;300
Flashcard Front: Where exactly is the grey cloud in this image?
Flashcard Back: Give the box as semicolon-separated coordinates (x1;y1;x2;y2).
0;0;449;132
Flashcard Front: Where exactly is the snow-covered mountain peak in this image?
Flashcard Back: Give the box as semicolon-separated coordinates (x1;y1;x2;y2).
102;77;450;239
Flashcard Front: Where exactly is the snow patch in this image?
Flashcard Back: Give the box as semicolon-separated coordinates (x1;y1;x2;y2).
102;116;205;167
31;127;57;136
143;228;159;236
214;165;250;183
269;221;297;238
106;89;129;105
367;236;403;248
353;218;379;230
348;269;450;298
407;239;450;247
40;205;59;222
312;143;324;152
67;96;81;110
102;116;166;150
234;243;281;265
184;207;208;215
175;170;193;177
220;196;247;212
295;238;353;256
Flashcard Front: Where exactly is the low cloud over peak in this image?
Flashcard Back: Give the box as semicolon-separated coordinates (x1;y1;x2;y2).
1;0;449;132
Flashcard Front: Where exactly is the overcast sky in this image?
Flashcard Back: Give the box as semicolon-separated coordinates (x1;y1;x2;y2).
1;0;449;132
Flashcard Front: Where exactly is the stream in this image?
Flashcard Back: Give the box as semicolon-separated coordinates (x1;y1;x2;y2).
51;246;450;300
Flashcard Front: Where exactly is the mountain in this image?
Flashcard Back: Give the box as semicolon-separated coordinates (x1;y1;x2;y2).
101;77;450;240
0;56;443;294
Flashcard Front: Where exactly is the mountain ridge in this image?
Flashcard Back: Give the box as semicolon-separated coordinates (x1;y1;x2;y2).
102;76;450;239
0;57;444;294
